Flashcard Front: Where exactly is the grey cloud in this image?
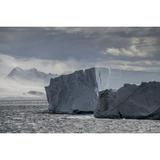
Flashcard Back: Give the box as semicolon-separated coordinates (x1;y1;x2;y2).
0;27;160;72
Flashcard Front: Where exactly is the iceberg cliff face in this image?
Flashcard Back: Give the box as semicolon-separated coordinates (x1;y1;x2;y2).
45;68;99;113
95;81;160;120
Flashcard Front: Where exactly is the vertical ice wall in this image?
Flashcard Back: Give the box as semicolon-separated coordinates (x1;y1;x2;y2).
45;68;99;113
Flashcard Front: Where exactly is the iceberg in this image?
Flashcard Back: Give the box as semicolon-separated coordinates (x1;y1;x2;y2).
45;68;99;113
95;81;160;120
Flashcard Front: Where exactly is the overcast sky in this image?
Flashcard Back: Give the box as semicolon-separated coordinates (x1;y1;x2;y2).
0;27;160;74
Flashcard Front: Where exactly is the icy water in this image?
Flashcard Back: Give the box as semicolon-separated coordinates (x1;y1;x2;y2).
1;99;160;133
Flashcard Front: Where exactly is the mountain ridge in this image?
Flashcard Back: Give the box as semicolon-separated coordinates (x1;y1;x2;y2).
7;67;58;84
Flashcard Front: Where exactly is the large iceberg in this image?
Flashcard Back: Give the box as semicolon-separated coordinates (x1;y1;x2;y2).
45;68;100;113
95;81;160;120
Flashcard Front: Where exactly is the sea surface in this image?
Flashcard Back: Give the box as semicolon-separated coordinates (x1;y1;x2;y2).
1;99;160;133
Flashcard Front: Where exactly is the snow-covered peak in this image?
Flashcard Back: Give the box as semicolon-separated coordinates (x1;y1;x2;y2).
7;67;58;84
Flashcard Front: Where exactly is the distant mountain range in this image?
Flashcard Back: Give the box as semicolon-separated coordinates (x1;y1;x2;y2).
7;67;58;84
